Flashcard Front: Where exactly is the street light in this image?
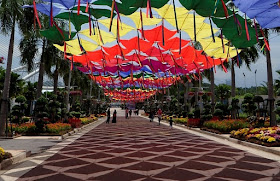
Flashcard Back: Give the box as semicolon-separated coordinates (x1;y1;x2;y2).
255;69;258;95
243;72;246;93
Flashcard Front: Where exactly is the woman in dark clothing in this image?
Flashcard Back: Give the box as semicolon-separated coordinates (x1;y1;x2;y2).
112;110;117;123
106;109;110;124
149;111;154;122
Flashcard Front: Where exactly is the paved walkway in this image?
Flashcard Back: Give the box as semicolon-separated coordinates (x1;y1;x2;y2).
2;115;280;181
0;136;60;155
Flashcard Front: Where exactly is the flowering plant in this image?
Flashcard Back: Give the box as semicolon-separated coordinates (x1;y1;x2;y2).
13;123;36;134
46;123;71;134
203;119;249;133
231;127;280;144
68;118;81;128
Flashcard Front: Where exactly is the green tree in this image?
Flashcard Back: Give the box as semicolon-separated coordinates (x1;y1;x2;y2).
0;0;24;135
242;93;257;116
23;82;37;116
215;84;231;104
11;95;27;124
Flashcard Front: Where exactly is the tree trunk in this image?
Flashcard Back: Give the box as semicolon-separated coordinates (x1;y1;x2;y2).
231;60;236;97
66;64;72;112
53;60;59;95
36;39;46;99
231;61;237;119
210;69;215;114
265;30;276;126
0;16;16;136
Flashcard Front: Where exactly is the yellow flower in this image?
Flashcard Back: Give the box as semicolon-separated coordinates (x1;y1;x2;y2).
234;131;240;136
255;134;262;139
267;137;276;142
0;147;5;156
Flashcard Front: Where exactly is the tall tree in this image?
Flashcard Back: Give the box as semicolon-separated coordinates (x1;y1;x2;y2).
18;7;52;99
264;29;276;126
231;46;259;97
0;0;23;135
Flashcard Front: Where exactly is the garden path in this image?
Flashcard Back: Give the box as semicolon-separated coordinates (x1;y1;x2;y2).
1;115;280;181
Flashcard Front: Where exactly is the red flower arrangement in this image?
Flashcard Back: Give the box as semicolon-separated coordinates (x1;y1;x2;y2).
68;118;81;128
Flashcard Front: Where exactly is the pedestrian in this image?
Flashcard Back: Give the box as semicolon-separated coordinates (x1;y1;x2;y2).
149;110;154;122
125;108;129;119
169;117;173;128
129;109;132;118
112;110;117;123
106;108;110;124
157;108;162;125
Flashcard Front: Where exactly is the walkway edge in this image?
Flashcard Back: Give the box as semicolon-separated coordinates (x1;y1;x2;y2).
0;150;31;170
61;119;102;140
139;115;280;156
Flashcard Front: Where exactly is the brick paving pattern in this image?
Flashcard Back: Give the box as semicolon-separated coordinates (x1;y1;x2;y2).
16;116;280;181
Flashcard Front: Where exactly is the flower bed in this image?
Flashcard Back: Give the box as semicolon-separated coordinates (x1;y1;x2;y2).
202;119;249;134
0;147;12;163
46;123;72;135
173;118;188;125
80;117;97;125
231;127;280;147
68;118;81;128
187;118;201;127
12;123;36;134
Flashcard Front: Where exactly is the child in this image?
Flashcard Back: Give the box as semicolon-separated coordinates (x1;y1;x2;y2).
169;117;173;128
157;108;162;125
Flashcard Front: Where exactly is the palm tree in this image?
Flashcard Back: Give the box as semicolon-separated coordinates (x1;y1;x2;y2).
203;69;215;113
264;29;276;126
18;7;52;99
215;84;231;104
0;0;23;135
231;46;259;97
44;47;69;95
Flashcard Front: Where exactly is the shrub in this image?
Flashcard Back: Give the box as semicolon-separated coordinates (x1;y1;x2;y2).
70;111;81;118
213;109;223;120
173;118;188;124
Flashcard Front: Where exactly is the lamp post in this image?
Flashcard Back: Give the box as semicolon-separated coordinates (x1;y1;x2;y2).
243;73;246;94
255;69;258;95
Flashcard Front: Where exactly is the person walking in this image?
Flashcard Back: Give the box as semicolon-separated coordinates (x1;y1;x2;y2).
106;108;110;124
129;109;132;118
149;110;154;122
112;110;117;123
157;108;162;125
169;117;173;128
125;108;129;119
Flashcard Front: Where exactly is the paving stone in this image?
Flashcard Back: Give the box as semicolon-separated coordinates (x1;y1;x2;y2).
13;116;280;180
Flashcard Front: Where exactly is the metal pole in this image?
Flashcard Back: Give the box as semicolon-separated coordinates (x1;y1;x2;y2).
255;69;258;95
243;73;246;94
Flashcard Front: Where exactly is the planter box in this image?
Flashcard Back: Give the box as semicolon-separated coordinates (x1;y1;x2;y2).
230;135;280;147
187;118;201;127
